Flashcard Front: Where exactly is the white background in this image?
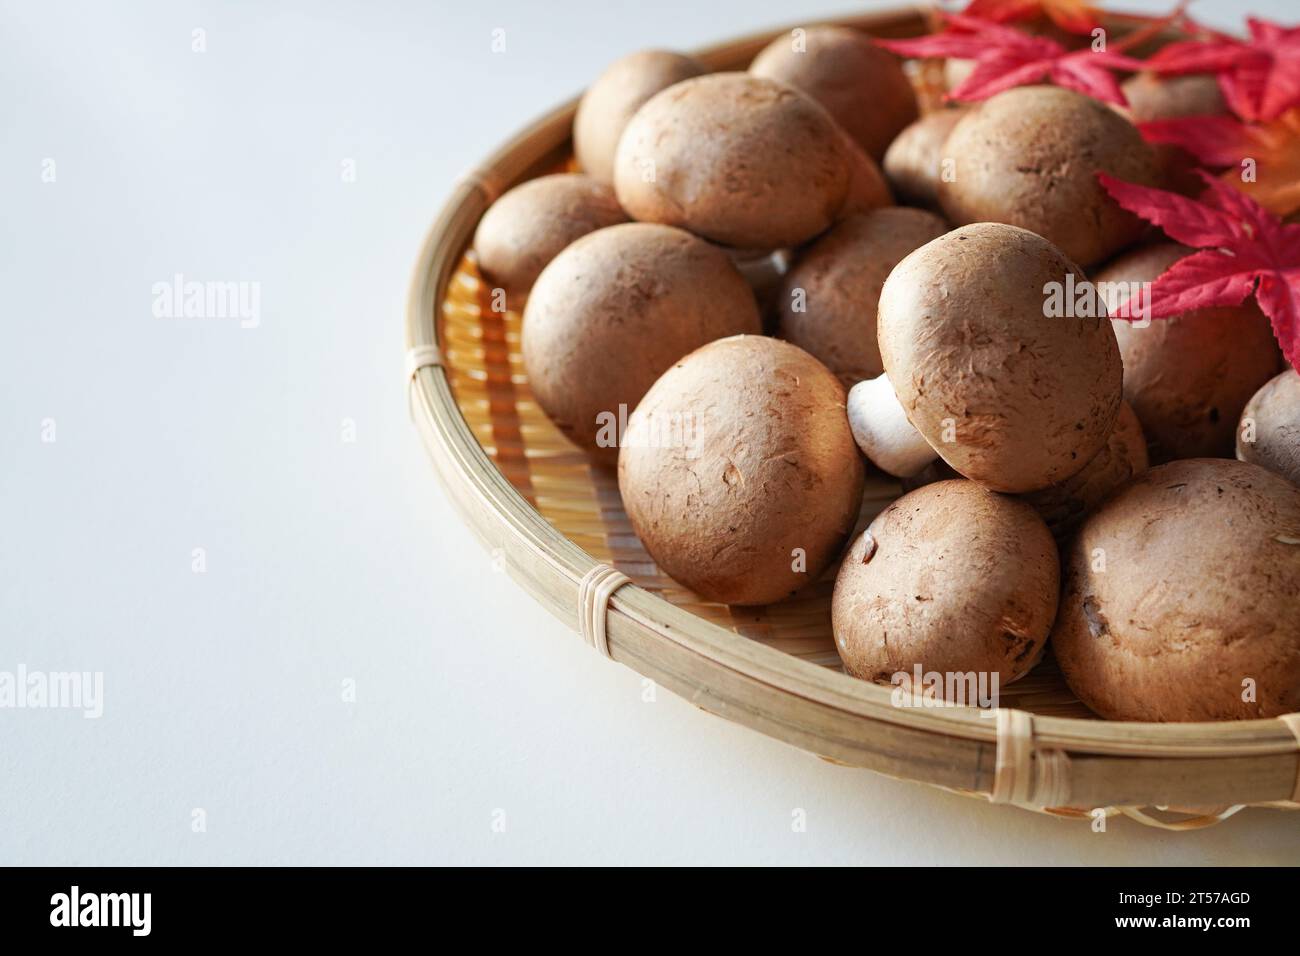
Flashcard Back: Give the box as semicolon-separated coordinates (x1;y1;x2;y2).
2;0;1297;865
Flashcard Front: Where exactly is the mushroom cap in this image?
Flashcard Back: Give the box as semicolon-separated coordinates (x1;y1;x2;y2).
877;222;1123;493
1095;243;1283;462
1117;74;1229;195
613;73;851;249
882;108;966;209
1238;368;1300;487
522;223;761;463
749;25;918;161
832;480;1059;688
776;207;948;387
472;173;628;298
573;50;706;186
1053;458;1300;721
1118;72;1226;122
618;335;864;606
1021;401;1149;539
938;86;1158;267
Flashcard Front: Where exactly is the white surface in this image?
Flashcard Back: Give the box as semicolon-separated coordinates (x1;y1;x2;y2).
2;0;1298;866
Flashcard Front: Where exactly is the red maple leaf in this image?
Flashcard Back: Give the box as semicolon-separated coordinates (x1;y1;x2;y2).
878;13;1143;105
1097;171;1300;370
1147;18;1300;121
960;0;1100;35
1138;109;1300;216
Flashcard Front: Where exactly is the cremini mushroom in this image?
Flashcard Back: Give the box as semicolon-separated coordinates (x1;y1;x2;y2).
832;480;1059;691
522;223;761;463
613;73;852;249
1021;401;1149;538
1116;73;1229;194
847;222;1123;492
1053;458;1300;721
1095;242;1283;462
472;173;627;299
1237;368;1300;487
775;207;947;386
618;335;864;605
573;50;706;185
939;86;1158;267
749;24;918;161
882;108;965;209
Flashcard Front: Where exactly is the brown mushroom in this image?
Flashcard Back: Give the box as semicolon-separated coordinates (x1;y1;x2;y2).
882;108;965;209
775;207;948;387
1095;242;1283;462
573;50;706;186
748;24;918;161
1237;368;1300;486
1120;72;1226;122
832;480;1059;692
618;335;864;606
1117;73;1228;195
848;223;1123;492
1021;401;1149;539
1053;458;1300;721
522;223;761;463
614;73;852;249
939;86;1159;267
472;173;627;299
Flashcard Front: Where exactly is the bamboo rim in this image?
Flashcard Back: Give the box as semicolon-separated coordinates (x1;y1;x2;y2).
406;5;1300;819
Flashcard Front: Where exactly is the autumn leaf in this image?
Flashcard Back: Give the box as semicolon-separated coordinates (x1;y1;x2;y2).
878;14;1143;105
1147;18;1300;121
1097;171;1300;369
961;0;1101;35
1138;109;1300;216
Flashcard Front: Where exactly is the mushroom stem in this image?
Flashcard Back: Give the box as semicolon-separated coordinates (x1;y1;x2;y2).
846;374;937;477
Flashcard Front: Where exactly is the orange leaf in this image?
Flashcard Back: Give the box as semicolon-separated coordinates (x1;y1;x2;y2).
962;0;1101;35
1230;111;1300;217
1140;109;1300;216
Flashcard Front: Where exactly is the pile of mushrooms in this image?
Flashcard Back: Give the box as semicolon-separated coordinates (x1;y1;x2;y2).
469;26;1300;723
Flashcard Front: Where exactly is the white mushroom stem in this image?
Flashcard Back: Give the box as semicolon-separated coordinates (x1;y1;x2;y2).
846;374;937;478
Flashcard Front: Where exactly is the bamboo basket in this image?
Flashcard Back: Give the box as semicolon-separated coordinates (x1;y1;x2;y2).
407;6;1300;828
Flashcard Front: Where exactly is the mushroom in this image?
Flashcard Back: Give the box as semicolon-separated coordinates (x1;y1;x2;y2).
1053;458;1300;721
832;480;1059;692
748;24;918;162
1021;401;1149;539
939;86;1159;267
881;108;965;209
775;207;947;387
1116;73;1228;195
1095;242;1283;462
847;223;1123;492
472;173;627;299
613;73;852;249
522;223;761;463
618;335;864;606
1120;71;1226;121
1237;368;1300;487
573;50;706;186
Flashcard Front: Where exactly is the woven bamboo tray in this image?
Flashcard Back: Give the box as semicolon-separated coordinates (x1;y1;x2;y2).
407;6;1300;828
